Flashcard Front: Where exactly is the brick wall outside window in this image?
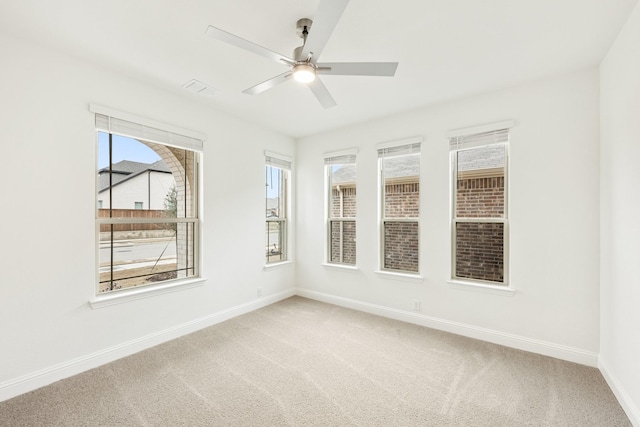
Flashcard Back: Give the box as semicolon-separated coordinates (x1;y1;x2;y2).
455;175;505;282
455;222;504;282
331;181;421;271
330;220;356;264
385;183;419;218
331;187;356;217
330;187;356;264
384;221;419;272
456;176;504;218
326;174;503;277
383;182;419;272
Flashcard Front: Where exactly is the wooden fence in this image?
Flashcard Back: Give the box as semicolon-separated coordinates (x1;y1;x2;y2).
98;209;172;232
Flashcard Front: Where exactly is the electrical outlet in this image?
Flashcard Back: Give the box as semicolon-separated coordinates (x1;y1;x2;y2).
257;288;262;297
413;299;421;311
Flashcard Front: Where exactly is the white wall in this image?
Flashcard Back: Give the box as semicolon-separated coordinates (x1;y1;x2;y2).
0;33;295;400
600;2;640;424
296;69;601;365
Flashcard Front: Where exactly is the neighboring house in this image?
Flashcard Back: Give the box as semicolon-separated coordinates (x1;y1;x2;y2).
97;160;175;210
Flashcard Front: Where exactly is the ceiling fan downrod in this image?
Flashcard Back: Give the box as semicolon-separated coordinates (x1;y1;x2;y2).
295;18;313;60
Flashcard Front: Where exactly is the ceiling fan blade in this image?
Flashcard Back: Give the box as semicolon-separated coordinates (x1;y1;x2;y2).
308;78;337;109
300;0;350;61
206;26;294;65
317;62;399;76
243;71;292;95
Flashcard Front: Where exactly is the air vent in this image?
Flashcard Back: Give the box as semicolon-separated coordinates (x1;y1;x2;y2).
183;79;216;96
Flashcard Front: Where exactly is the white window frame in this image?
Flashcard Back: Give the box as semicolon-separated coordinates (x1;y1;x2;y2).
377;137;422;275
90;104;204;303
324;149;357;267
265;151;292;266
448;121;513;289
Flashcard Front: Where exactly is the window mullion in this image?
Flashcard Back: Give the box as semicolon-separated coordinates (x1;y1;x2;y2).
452;217;505;223
379;159;385;270
98;218;197;224
108;133;114;291
339;220;344;263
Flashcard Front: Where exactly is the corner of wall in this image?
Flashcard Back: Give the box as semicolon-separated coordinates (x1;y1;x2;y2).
599;357;640;426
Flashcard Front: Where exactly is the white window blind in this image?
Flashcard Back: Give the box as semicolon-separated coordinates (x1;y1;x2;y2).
449;128;510;151
94;113;203;152
324;153;356;165
378;142;421;158
266;154;291;170
447;120;516;151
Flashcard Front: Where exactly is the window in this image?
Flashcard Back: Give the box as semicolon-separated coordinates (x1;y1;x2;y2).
265;152;291;264
378;139;421;273
450;126;510;285
325;151;357;265
94;109;202;294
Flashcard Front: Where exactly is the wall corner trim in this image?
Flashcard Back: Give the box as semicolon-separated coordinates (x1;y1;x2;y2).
599;358;640;426
0;288;296;403
295;288;599;367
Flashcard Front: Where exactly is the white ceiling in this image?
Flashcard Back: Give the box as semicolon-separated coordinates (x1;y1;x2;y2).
0;0;637;137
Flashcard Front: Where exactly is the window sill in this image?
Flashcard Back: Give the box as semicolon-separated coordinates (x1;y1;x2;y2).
263;260;293;271
322;263;359;271
89;277;206;309
447;279;515;296
375;270;424;283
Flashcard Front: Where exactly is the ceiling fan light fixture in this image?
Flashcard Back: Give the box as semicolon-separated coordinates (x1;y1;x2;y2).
292;63;316;83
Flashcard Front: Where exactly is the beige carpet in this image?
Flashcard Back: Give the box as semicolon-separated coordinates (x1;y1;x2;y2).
0;296;630;426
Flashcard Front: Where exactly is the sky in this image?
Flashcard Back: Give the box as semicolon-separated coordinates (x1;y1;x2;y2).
265;165;283;199
97;132;161;169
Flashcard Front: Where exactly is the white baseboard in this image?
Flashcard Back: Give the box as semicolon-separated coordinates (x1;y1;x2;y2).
0;288;296;403
599;358;640;426
0;287;604;404
296;288;599;367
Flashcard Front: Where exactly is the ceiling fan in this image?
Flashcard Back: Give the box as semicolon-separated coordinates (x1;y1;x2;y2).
205;0;398;108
